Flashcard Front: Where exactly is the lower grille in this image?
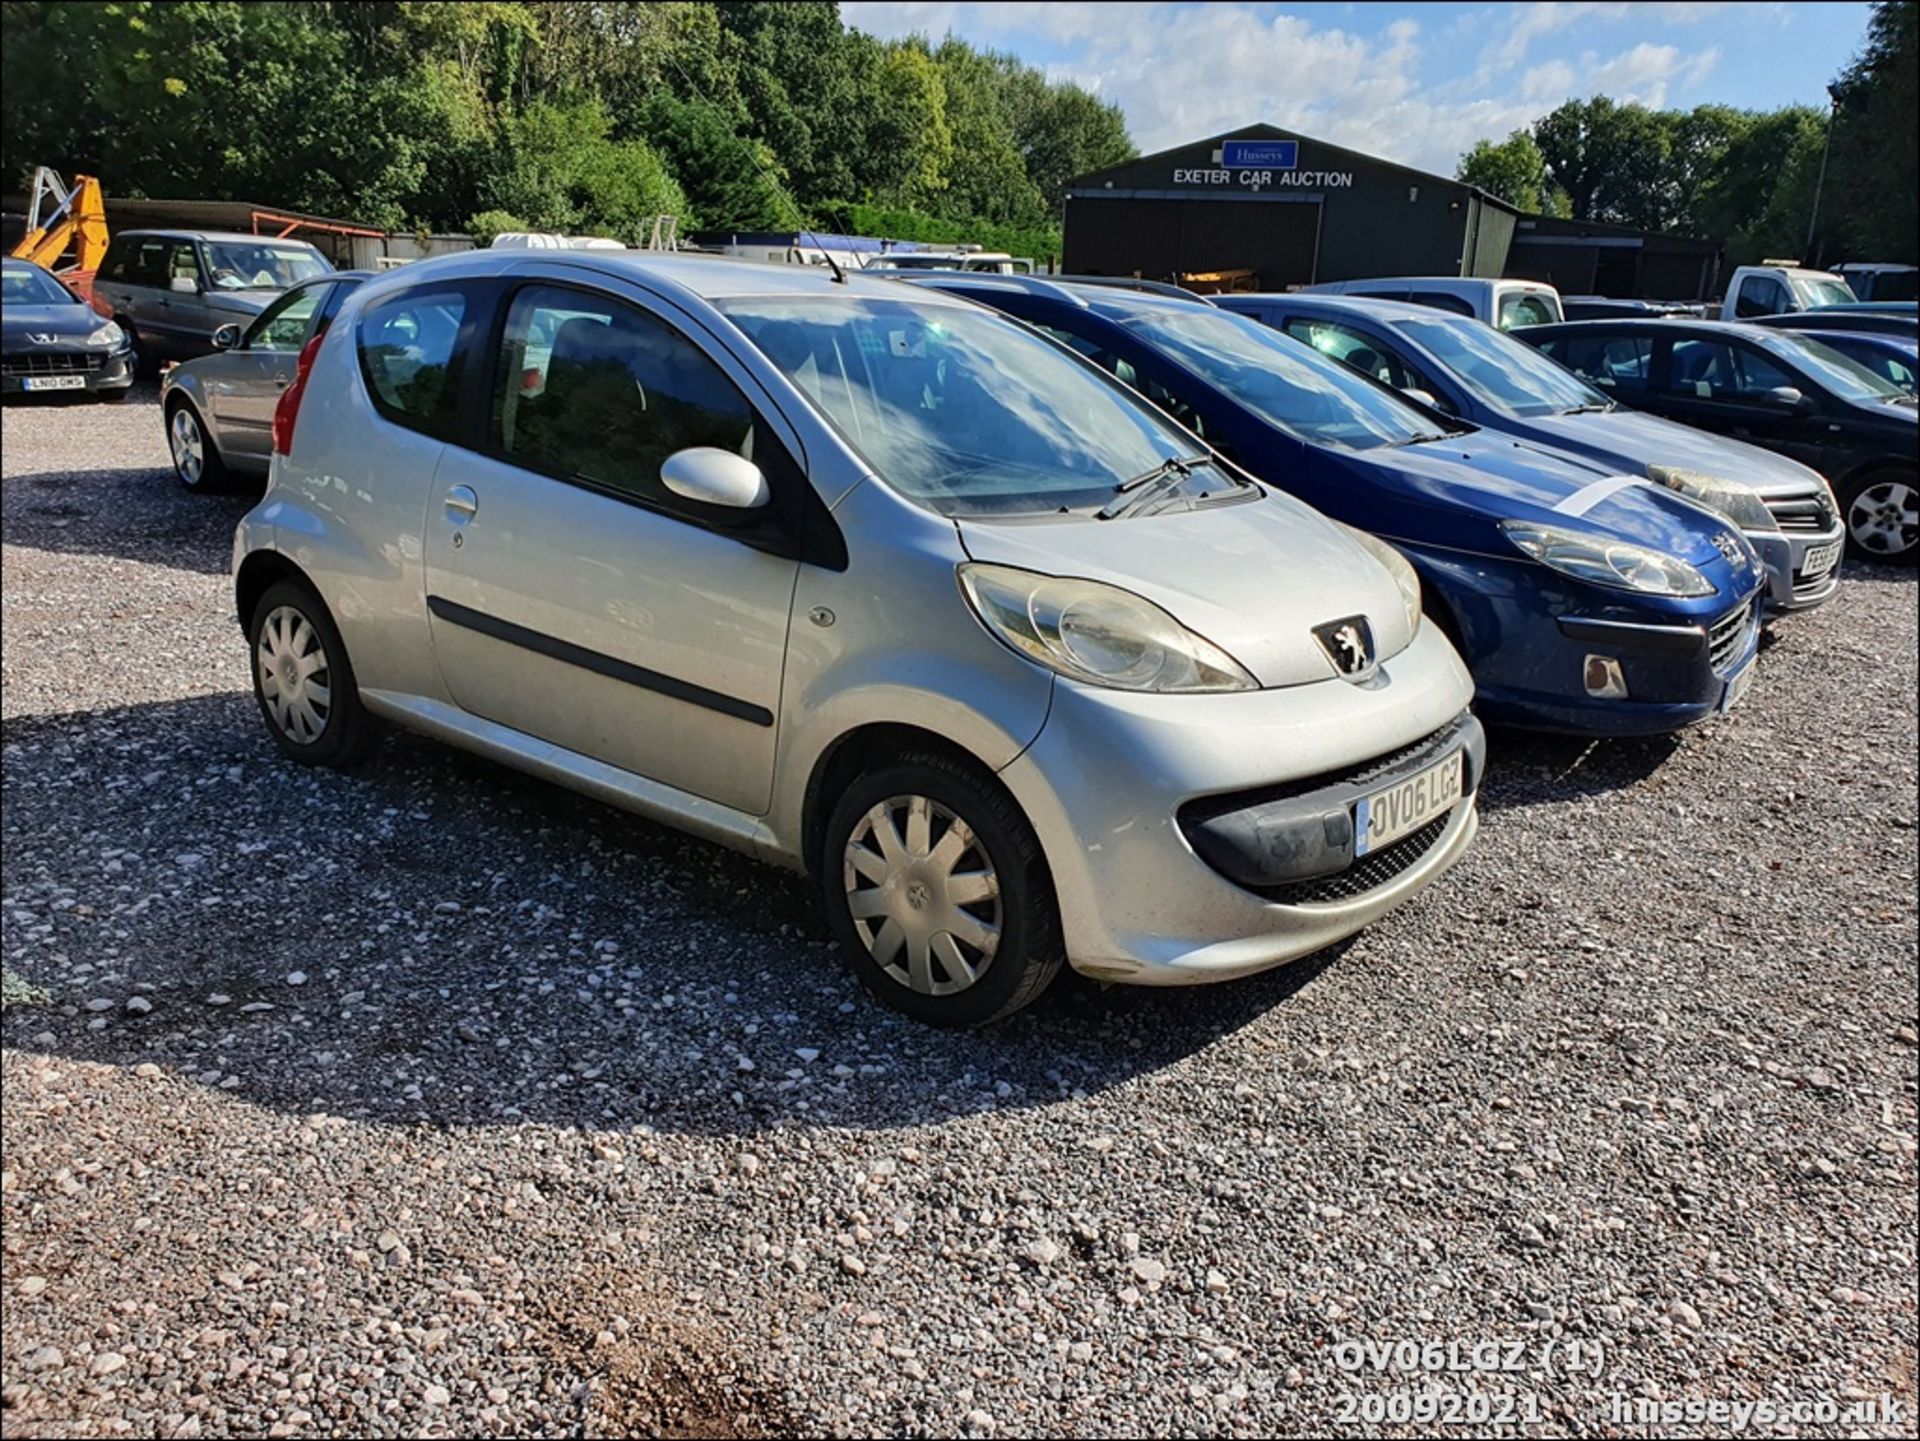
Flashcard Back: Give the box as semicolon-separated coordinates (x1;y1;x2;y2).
1764;494;1837;533
1708;601;1757;674
1180;715;1470;821
1256;814;1452;905
1;351;105;377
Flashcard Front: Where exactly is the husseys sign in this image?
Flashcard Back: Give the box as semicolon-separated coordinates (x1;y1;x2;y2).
1171;138;1355;190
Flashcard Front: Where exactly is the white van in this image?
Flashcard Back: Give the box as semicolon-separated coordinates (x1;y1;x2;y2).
1302;277;1563;330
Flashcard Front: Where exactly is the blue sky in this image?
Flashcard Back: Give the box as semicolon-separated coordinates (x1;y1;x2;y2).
838;3;1870;176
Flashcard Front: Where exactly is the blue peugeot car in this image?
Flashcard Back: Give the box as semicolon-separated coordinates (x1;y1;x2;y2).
1214;291;1846;616
911;274;1766;736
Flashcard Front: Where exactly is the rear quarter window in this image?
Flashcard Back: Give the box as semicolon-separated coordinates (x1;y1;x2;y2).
356;287;470;440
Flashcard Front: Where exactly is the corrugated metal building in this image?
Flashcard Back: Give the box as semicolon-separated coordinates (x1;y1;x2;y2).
1063;124;1520;291
1503;212;1722;302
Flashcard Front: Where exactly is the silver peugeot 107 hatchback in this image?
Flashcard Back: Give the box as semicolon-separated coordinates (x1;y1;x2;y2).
231;251;1483;1024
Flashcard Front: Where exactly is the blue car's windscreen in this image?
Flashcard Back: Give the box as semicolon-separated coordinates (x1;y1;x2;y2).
1119;305;1445;449
1396;316;1609;417
719;296;1218;516
2;263;76;306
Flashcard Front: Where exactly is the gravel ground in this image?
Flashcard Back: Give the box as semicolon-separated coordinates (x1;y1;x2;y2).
3;386;1915;1439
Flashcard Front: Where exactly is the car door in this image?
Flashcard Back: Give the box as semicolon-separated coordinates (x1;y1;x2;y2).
206;281;332;462
1652;334;1837;471
420;276;804;816
142;241;210;358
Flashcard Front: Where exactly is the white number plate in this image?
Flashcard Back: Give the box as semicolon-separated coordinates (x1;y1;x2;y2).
1355;751;1463;856
1801;540;1841;577
22;375;87;391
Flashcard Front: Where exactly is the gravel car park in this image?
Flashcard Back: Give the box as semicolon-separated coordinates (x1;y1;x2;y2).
3;387;1917;1436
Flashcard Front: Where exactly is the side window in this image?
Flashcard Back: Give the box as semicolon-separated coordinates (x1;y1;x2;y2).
1408;291;1477;319
1729;344;1796;396
1031;323;1141;388
1552;334;1652;392
166;243;201;290
1664;339;1795;402
1497;292;1557;329
100;238;131;282
131;241;172;287
492;284;759;508
246;285;327;352
1734;276;1785;319
1285;319;1396;384
356;287;469;439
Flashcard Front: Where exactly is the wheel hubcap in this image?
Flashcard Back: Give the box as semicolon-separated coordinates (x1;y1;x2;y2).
1849;480;1917;555
170;410;203;485
843;795;1001;996
256;605;331;744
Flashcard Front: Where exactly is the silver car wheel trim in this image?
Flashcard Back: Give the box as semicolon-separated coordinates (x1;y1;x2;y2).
256;605;331;744
1849;480;1918;554
843;794;1001;996
169;409;204;485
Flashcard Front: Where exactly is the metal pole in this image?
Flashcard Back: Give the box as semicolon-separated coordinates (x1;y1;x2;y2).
1805;95;1835;262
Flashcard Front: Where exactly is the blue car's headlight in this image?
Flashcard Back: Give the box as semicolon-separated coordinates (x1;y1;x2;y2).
84;321;125;349
1501;520;1714;597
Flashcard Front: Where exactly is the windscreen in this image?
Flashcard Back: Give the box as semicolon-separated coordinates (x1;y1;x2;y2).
718;295;1214;516
1;264;74;306
1398;316;1609;416
1121;304;1448;449
1762;331;1911;402
1792;275;1857;308
202;242;331;291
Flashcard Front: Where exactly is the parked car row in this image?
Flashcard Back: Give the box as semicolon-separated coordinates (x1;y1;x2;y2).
189;249;1911;1026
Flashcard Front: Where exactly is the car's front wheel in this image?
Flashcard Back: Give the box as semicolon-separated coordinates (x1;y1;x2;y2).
1839;468;1918;565
167;400;228;492
247;579;377;768
821;750;1063;1026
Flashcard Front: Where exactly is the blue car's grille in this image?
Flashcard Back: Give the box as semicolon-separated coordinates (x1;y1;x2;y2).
1708;601;1757;674
2;351;105;377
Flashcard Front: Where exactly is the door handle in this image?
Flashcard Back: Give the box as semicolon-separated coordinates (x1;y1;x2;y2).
273;374;290;389
444;485;479;522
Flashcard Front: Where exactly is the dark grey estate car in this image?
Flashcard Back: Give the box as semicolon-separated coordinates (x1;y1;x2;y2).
93;229;333;370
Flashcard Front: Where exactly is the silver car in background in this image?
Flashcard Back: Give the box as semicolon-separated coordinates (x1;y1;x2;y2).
161;271;369;489
231;251;1482;1024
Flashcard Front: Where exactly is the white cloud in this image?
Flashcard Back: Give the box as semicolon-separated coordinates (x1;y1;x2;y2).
838;2;1732;180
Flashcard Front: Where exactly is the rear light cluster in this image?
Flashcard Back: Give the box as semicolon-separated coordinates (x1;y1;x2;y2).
271;327;327;457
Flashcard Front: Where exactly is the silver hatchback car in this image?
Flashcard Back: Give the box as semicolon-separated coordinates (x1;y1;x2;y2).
231;251;1483;1024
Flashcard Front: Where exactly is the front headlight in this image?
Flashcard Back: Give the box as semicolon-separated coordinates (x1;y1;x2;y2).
958;563;1257;693
1501;520;1714;597
84;321;125;349
1342;526;1421;638
1647;465;1778;532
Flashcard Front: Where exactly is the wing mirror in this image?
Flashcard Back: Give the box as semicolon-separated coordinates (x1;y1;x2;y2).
211;323;241;351
660;447;769;512
1764;385;1807;409
169;275;199;294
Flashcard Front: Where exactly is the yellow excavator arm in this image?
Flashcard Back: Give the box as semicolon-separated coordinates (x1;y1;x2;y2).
10;168;109;295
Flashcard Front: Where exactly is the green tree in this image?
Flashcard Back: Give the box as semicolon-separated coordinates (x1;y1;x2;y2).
1828;0;1918;261
480;98;687;241
1457;130;1551;212
637;91;792;230
1532;96;1674;228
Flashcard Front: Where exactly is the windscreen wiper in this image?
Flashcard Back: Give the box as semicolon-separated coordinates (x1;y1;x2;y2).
1097;455;1208;519
1564;402;1614;414
1387;431;1454;447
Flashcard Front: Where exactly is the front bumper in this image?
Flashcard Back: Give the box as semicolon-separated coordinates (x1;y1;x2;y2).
998;622;1481;986
1;347;135;395
1748;523;1845;615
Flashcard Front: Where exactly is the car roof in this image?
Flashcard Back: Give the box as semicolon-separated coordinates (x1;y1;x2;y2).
357;249;989;310
1218;292;1459;324
114;229;329;246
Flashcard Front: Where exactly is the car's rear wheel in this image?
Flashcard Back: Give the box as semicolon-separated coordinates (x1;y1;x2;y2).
1839;468;1918;565
821;750;1063;1026
247;579;377;768
167;399;228;492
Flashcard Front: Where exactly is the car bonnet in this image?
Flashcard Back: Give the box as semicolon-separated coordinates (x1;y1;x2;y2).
1499;409;1831;500
953;487;1418;690
2;303;104;342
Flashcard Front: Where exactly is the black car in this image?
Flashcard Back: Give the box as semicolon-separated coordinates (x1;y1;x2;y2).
1521;318;1919;563
1;258;136;400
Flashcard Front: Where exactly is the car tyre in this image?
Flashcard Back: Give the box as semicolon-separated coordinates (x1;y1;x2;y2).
821;749;1064;1026
247;579;377;768
1838;467;1918;565
166;398;228;492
